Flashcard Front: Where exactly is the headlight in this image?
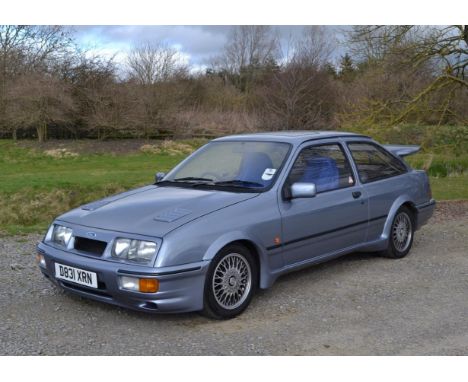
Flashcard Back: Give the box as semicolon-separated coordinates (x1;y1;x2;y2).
51;225;73;247
112;238;157;263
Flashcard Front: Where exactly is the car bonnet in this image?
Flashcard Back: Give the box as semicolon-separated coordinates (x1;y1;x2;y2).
56;185;259;237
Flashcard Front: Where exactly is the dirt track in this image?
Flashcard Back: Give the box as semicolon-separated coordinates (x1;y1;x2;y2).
1;201;467;355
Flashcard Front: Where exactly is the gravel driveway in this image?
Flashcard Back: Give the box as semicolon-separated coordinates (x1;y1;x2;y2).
1;202;467;355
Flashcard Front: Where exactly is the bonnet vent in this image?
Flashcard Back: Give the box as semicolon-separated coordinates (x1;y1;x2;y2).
154;208;192;223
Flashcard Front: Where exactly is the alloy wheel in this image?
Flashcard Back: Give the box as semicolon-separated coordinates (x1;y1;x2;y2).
212;253;252;310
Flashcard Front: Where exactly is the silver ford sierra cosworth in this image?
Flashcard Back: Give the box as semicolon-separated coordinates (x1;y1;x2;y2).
37;131;435;319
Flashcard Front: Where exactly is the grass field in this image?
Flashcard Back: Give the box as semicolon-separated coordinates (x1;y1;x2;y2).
0;139;466;235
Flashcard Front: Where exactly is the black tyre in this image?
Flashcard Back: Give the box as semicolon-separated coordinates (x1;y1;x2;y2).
380;206;415;259
201;244;258;319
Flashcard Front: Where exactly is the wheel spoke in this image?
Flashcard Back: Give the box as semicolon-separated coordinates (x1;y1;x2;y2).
211;253;252;310
392;212;412;252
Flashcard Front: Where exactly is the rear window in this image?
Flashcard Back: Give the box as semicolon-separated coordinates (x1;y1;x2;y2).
347;142;407;183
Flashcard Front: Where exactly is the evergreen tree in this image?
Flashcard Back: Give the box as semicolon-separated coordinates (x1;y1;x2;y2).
338;53;356;82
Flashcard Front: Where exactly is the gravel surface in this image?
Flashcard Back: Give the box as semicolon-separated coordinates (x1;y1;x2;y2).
1;201;467;355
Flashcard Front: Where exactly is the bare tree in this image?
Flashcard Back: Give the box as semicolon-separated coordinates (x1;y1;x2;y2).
66;53;119;138
260;26;337;130
347;25;468;125
0;25;74;138
125;42;188;137
126;42;186;85
6;72;75;142
219;26;279;74
85;81;136;140
212;26;280;93
290;26;335;69
348;25;415;63
0;25;72;75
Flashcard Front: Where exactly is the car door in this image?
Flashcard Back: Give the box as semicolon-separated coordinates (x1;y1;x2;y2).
278;140;369;266
346;140;410;242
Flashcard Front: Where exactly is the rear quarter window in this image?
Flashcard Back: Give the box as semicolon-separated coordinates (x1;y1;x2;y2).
347;142;407;183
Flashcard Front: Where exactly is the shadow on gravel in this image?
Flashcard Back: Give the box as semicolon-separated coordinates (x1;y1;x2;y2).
62;291;202;324
51;250;381;326
273;251;378;285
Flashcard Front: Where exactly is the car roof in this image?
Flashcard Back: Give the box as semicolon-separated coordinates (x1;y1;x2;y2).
213;131;369;145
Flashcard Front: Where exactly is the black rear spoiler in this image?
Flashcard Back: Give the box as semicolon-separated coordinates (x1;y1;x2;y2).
383;144;420;157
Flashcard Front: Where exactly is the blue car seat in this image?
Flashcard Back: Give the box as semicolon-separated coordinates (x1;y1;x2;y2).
299;156;339;192
238;152;274;186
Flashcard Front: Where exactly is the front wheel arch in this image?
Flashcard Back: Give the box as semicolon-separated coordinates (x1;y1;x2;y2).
201;243;259;319
227;240;261;289
202;233;269;288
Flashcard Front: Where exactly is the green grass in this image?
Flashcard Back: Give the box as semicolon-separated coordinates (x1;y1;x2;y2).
0;139;466;235
0;140;188;235
0;140;185;193
406;153;468;177
429;176;468;200
405;153;467;200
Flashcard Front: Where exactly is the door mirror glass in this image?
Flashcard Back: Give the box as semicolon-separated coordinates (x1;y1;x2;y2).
291;182;317;198
155;172;166;182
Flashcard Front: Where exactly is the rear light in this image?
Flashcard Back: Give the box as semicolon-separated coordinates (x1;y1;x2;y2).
426;174;432;199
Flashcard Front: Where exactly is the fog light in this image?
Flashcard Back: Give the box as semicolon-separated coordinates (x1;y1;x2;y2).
119;276;159;293
120;276;139;291
139;278;159;293
36;253;46;268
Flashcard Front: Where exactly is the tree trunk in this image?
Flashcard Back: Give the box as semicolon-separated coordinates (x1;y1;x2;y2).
36;122;48;142
12;128;17;140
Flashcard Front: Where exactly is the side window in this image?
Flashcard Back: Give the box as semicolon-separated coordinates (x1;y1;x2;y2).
286;143;355;193
347;142;407;183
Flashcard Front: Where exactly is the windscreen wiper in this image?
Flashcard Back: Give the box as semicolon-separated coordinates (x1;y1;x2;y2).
214;179;264;188
173;177;214;182
156;177;215;188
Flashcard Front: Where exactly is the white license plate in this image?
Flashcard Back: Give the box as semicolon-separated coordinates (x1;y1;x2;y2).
55;263;98;288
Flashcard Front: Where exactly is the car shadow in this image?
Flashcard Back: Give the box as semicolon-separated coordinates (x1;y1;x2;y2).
257;251;379;295
63;251;380;324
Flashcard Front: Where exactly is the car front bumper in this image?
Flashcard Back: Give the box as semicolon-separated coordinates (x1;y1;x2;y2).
37;241;209;313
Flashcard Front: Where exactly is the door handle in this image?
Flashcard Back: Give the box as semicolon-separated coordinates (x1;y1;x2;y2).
352;191;362;199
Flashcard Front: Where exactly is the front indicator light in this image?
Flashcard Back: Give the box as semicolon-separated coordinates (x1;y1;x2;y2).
119;276;159;293
139;278;159;293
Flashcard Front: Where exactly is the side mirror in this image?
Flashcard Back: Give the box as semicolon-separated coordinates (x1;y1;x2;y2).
290;182;317;199
155;172;166;182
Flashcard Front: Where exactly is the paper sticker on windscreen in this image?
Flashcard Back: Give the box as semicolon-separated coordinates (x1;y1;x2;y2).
262;168;277;181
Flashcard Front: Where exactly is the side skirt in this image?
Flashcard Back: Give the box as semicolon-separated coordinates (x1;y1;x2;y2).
261;237;389;289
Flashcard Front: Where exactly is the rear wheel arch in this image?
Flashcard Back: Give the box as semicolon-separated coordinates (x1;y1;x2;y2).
382;196;416;238
380;204;415;258
400;201;418;226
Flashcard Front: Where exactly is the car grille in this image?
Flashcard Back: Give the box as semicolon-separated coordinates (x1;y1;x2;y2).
61;281;111;298
74;237;108;256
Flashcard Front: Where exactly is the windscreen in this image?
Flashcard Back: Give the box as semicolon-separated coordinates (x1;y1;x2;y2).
165;141;290;189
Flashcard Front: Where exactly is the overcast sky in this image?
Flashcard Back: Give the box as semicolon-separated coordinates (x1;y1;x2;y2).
72;25;346;71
